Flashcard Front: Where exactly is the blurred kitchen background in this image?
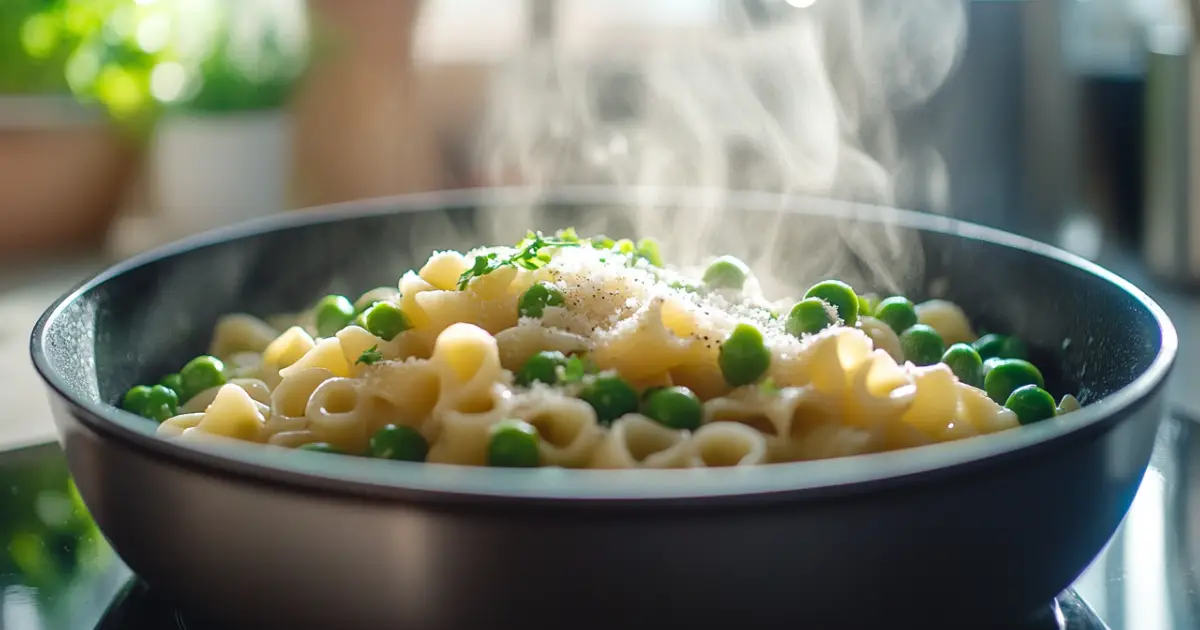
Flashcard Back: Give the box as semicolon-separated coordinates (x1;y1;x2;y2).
6;0;1200;438
3;2;1200;629
0;0;1186;260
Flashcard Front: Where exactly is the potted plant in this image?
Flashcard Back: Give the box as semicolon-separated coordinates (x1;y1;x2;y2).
144;0;310;241
5;0;310;256
0;0;142;260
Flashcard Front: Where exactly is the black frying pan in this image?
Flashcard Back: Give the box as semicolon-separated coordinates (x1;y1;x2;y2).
30;188;1177;629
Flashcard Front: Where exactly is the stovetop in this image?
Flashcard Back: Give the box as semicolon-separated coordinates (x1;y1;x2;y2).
3;411;1198;630
86;582;1102;629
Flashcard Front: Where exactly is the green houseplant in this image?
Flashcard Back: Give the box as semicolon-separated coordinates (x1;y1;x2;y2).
6;0;310;255
144;2;310;241
0;0;141;260
0;0;71;95
18;0;307;128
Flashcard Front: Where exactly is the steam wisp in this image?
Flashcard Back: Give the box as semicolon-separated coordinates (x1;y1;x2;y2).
470;0;967;296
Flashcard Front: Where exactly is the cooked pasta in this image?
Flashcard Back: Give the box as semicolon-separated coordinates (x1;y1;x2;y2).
119;229;1081;469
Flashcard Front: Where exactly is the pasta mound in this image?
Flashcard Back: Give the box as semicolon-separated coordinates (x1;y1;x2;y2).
142;231;1079;469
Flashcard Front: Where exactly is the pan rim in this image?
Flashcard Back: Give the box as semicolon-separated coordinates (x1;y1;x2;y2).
29;186;1180;503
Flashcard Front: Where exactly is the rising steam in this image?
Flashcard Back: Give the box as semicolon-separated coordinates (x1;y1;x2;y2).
468;0;966;295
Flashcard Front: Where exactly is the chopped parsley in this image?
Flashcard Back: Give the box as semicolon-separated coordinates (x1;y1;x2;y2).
668;280;703;294
456;231;582;290
591;235;616;250
554;227;583;243
457;252;505;290
356;345;383;365
453;228;664;290
759;377;780;395
598;236;664;268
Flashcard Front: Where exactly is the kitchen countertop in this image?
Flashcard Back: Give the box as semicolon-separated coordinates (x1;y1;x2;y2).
0;256;116;450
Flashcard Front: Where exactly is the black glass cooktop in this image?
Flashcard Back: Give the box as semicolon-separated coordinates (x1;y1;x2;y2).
92;582;1102;629
5;411;1200;629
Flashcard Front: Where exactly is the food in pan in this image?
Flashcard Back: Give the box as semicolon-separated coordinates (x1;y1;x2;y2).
120;229;1081;468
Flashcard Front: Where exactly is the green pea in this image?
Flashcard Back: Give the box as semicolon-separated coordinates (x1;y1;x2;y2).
516;351;569;387
999;336;1028;360
973;333;1006;359
803;280;859;326
159;373;183;397
702;256;750;290
643;386;703;431
641;385;667;400
578;375;640;426
899;324;945;366
487;419;542;467
361;302;410;341
874;296;919;334
635;238;664;267
121;384;178;423
941;343;984;388
369;424;429;462
982;356;1005;378
983;359;1045;404
973;333;1028;361
353;287;396;313
298;442;342;454
1004;385;1058;425
517;282;566;318
122;385;152;413
144;385;179;422
785;298;835;336
179;355;227;402
314;295;355;338
719;323;771;387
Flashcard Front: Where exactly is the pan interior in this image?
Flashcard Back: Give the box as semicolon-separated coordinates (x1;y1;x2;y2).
33;189;1173;500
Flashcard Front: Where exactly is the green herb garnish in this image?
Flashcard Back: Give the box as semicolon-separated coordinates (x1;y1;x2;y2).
356;345;384;365
457;252;504;290
596;235;663;268
555;227;583;243
669;280;703;294
457;231;582;290
759;377;780;395
591;235;616;250
454;229;661;289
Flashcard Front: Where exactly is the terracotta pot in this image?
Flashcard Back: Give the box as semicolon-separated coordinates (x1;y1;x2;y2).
0;97;140;261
